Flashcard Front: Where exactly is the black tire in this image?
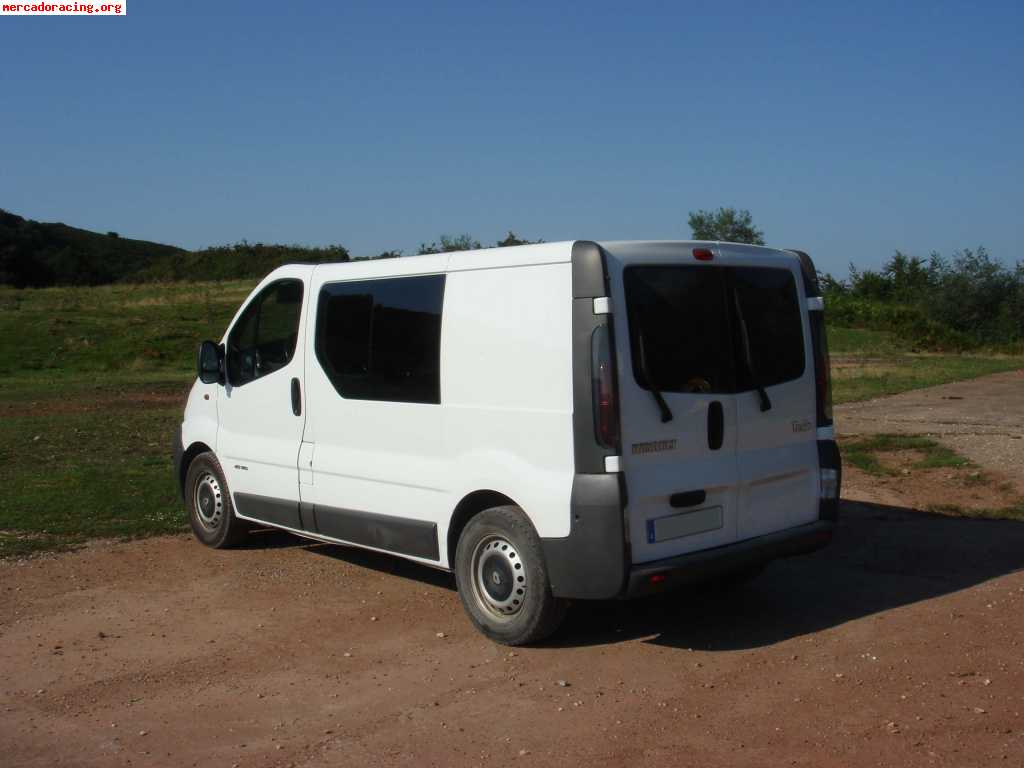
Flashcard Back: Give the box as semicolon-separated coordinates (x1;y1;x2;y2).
185;451;248;549
454;506;567;646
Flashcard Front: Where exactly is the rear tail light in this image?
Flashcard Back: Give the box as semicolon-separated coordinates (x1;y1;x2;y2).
591;325;620;450
810;310;833;426
692;248;714;261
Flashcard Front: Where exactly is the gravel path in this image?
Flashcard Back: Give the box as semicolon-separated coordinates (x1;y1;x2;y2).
836;369;1024;491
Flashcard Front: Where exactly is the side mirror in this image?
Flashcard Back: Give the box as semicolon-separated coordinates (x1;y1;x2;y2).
197;340;224;385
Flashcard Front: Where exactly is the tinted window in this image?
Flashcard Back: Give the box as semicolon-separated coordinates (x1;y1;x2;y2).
316;275;445;404
732;267;805;389
624;265;805;395
227;279;304;386
624;266;735;394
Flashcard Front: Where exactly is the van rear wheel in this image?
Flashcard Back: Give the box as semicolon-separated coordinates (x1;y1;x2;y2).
454;506;566;646
185;452;248;549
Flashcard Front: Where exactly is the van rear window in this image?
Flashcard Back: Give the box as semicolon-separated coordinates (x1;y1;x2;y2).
731;266;805;389
624;265;804;395
624;267;736;394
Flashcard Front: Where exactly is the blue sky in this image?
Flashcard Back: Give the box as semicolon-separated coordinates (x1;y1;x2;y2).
1;1;1021;275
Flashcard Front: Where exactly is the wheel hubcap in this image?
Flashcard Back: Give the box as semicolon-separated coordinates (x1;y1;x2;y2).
471;536;527;618
193;472;224;532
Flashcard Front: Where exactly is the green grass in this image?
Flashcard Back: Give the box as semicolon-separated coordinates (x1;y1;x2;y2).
831;354;1022;404
0;281;257;557
827;326;907;356
0;280;1021;557
0;408;184;557
0;281;254;382
827;322;1021;405
841;434;971;476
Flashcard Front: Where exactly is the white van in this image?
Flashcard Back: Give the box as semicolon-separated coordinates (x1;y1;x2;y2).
174;240;841;645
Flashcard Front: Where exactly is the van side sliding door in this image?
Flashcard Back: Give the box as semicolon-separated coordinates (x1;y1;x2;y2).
299;269;447;563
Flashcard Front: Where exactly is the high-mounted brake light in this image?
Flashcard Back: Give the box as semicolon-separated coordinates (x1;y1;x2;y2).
692;248;714;261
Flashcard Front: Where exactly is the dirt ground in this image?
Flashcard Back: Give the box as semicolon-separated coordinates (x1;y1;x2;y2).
4;374;1024;767
836;369;1024;493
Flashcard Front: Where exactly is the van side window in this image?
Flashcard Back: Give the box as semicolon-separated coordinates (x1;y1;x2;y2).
227;279;304;386
315;274;445;404
731;267;805;389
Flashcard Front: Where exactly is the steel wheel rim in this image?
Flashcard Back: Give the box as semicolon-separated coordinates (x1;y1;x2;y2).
471;535;527;620
193;471;224;532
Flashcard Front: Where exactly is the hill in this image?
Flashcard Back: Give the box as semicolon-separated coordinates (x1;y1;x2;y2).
0;209;187;287
0;210;351;287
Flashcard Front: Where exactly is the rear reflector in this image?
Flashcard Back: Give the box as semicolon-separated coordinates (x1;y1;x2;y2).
649;573;668;584
820;468;839;500
692;248;714;261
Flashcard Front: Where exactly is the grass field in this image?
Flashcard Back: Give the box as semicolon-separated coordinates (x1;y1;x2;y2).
1;282;1021;557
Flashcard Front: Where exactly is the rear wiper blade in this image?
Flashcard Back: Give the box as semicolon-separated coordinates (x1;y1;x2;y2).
637;334;673;423
732;288;772;412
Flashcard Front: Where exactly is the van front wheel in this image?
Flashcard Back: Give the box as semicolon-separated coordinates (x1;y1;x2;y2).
185;452;248;549
454;506;566;646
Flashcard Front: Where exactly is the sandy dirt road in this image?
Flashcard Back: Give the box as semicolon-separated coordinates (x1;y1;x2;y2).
3;372;1024;767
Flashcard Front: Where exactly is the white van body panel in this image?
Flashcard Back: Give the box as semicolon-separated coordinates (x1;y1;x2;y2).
181;379;219;452
440;258;575;545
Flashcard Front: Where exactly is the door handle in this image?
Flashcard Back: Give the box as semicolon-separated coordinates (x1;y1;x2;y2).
290;378;302;416
707;400;723;450
670;490;707;508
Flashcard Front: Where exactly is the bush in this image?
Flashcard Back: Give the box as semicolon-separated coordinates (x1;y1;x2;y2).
823;247;1023;350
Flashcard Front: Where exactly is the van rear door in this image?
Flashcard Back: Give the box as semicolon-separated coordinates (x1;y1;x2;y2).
721;248;820;538
604;247;742;565
603;243;820;566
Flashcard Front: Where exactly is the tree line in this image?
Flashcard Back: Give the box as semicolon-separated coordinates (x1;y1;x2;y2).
3;205;1020;348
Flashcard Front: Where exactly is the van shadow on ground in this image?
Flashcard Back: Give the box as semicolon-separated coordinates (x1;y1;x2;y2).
554;500;1024;651
280;500;1024;651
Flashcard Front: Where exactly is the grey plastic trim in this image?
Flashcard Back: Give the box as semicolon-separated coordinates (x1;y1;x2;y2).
234;492;302;530
571;240;607;298
784;249;821;297
312;503;440;561
541;473;628;600
570;241;619;474
626;521;835;597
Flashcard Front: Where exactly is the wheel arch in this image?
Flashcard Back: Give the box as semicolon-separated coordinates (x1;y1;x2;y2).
178;441;214;500
446;489;523;567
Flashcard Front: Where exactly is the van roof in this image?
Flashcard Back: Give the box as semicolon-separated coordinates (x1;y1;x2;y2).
272;240;804;282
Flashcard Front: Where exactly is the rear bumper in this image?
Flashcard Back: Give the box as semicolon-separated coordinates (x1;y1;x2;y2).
542;472;836;601
624;520;835;598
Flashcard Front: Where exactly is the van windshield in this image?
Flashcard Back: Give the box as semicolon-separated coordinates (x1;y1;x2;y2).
624;265;804;395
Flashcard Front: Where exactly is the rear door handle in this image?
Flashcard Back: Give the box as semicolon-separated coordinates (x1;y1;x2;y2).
670;490;707;508
707;400;723;450
290;378;302;416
